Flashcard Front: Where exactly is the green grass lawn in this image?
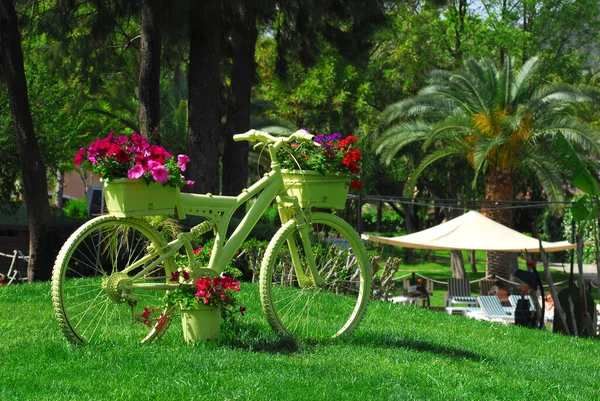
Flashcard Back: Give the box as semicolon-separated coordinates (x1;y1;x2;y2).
1;281;599;401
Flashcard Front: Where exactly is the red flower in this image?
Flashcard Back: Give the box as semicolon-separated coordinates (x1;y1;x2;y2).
169;271;180;282
350;180;363;190
526;259;536;268
239;306;246;316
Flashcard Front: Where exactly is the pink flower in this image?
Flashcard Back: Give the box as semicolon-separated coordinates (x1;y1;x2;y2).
177;155;190;171
186;180;195;186
131;132;149;150
73;147;86;166
148;160;168;183
128;164;146;179
146;145;171;164
114;136;129;146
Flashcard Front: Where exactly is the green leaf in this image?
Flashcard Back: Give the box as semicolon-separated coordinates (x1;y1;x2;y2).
571;196;591;223
552;133;600;196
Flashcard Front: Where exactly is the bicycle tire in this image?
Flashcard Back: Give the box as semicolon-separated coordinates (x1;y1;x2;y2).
52;215;176;345
259;212;371;339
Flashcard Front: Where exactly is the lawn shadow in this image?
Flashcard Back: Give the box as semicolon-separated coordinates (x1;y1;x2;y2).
342;329;486;362
219;322;300;355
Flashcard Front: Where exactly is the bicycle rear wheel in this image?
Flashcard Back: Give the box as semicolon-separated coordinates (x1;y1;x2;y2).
259;212;371;340
52;215;176;345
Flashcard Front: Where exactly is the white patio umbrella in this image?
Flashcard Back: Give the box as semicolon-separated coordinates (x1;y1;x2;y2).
361;210;577;253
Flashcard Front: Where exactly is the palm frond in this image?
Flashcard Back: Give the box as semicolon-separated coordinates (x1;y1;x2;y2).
531;117;600;158
251;118;297;133
533;83;594;106
375;121;432;165
511;56;539;103
497;57;514;106
424;116;474;149
403;145;468;197
382;97;442;122
517;146;565;202
471;135;508;184
448;72;490;114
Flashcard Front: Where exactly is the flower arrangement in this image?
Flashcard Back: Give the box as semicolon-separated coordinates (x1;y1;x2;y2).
166;243;245;317
279;129;363;190
168;274;242;311
139;273;245;330
74;131;194;188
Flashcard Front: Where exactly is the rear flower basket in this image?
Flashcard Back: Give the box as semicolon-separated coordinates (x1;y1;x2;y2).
103;178;177;217
282;169;349;209
74;131;194;217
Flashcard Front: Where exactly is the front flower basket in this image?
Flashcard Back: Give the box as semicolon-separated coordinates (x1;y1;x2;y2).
103;178;177;217
180;303;221;343
282;169;349;209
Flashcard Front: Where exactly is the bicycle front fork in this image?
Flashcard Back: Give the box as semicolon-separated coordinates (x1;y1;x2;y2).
278;203;324;288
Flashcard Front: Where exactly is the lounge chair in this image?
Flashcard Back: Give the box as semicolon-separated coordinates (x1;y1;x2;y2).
445;278;477;314
478;279;497;295
476;295;514;324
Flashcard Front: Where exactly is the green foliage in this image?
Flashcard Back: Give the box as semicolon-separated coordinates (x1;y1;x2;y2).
62;199;88;219
563;200;597;264
361;210;404;234
376;57;600;202
255;41;376;135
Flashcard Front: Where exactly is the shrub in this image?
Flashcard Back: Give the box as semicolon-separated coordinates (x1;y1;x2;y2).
62;198;88;219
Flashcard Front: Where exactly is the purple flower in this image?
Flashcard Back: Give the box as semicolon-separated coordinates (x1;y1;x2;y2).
314;135;326;145
327;133;343;141
128;164;146;179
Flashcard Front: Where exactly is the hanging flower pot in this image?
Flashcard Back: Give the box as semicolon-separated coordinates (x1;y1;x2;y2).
180;303;222;343
103;178;177;217
282;169;349;209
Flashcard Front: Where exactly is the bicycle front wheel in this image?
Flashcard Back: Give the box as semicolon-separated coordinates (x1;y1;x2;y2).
260;212;371;340
52;215;176;345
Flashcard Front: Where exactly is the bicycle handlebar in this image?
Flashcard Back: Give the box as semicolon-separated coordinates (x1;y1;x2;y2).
233;129;314;150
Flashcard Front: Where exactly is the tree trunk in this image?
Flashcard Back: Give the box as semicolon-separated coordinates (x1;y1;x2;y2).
139;0;162;144
376;201;383;232
187;0;222;194
1;0;52;281
446;207;467;278
451;250;467;279
54;169;64;214
470;250;477;273
482;167;515;280
222;1;257;199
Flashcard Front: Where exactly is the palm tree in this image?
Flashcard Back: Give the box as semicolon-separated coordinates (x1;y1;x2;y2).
375;57;600;279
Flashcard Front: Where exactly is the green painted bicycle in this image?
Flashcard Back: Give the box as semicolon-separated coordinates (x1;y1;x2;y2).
51;130;371;345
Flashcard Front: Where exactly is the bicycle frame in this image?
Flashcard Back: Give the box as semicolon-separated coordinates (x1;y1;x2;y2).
127;138;320;290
